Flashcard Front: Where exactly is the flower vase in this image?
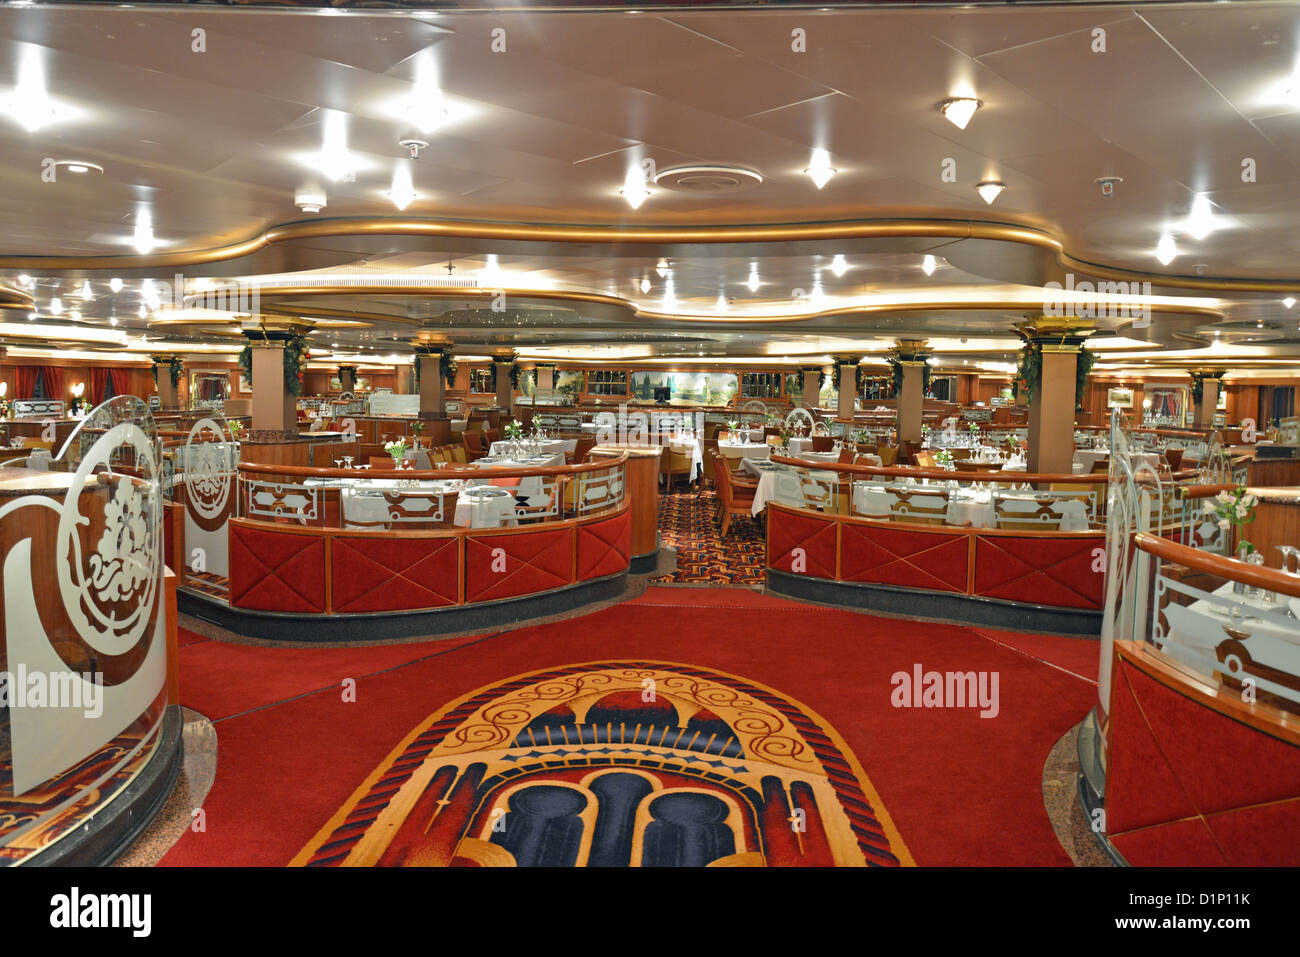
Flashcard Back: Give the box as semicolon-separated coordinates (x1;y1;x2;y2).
1233;540;1253;594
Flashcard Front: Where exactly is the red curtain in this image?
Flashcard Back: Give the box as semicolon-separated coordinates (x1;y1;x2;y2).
39;366;63;401
14;366;38;399
109;367;129;398
90;367;111;404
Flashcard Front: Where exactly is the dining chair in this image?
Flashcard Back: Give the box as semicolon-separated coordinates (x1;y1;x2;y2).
811;435;835;453
462;431;486;462
714;460;756;537
876;445;899;467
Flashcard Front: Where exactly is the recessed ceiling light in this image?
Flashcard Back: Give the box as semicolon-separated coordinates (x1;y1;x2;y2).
804;148;836;189
109;277;123;293
746;265;760;293
830;254;847;278
975;181;1004;205
79;279;94;300
17;274;32;287
639;278;651;294
921;254;938;276
48;297;62;315
716;293;727;311
1285;297;1296;309
2;47;61;132
1156;233;1178;266
656;259;669;278
939;97;982;130
1187;193;1217;240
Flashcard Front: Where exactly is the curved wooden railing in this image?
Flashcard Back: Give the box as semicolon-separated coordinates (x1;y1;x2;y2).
767;454;1199;486
1134;531;1300;597
237;453;627;483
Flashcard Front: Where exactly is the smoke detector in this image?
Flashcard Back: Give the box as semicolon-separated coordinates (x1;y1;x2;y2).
399;138;429;160
294;187;327;214
1094;175;1123;197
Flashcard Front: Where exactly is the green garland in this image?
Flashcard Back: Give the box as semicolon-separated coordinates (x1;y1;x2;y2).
441;353;458;386
1190;371;1206;406
152;357;184;388
1013;340;1092;409
237;333;311;397
885;358;931;397
490;362;520;391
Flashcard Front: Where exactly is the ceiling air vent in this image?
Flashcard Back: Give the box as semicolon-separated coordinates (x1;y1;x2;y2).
653;164;763;194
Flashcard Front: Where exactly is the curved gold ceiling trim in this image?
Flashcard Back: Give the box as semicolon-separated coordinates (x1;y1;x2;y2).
5;214;1299;293
248;283;1226;327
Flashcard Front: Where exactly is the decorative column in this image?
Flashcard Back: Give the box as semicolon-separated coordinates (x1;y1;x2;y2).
534;363;555;394
1195;370;1224;428
1021;319;1093;476
414;337;453;445
492;349;517;416
395;362;416;395
836;357;859;421
241;319;311;440
338;365;357;394
800;366;821;408
152;355;182;409
893;340;929;447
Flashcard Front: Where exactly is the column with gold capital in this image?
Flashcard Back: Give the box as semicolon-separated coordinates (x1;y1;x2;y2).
800;366;822;409
836;356;861;422
893;340;929;447
491;349;518;417
1019;318;1094;475
1194;370;1225;428
241;317;312;440
414;336;453;446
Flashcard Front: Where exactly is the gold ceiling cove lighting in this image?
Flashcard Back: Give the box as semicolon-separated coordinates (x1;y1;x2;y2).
939;97;982;130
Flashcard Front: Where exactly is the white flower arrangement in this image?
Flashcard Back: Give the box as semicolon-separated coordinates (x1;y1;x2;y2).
934;449;954;468
383;439;408;464
504;419;524;440
1204;486;1258;554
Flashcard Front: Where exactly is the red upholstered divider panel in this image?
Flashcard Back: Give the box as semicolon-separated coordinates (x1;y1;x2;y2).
766;508;836;579
971;535;1104;609
228;524;325;613
330;536;460;612
1106;655;1300;865
576;510;631;581
464;527;574;603
840;522;968;593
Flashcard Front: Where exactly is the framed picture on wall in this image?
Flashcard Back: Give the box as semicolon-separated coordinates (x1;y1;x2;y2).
1107;387;1134;408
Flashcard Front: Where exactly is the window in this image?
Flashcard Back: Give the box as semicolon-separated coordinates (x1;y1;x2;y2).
929;375;957;402
587;370;627;397
740;372;782;398
469;369;493;393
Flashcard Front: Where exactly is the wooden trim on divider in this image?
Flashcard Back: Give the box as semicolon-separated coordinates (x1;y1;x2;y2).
966;534;977;594
768;454;1198;487
237;454;628;483
1134;532;1300;598
1115;639;1300;747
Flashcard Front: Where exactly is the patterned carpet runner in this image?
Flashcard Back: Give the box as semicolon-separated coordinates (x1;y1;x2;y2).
651;486;766;585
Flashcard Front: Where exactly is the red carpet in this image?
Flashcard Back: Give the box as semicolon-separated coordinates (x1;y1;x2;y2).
162;586;1096;866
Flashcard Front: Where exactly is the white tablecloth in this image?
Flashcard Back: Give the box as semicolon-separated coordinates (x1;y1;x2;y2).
787;436;813;454
1072;449;1110;473
489;438;577;459
850;484;1089;530
719;441;770;463
666;436;704;481
305;477;515;529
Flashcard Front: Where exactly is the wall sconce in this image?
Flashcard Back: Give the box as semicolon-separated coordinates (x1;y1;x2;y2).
0;382;7;397
71;382;85;398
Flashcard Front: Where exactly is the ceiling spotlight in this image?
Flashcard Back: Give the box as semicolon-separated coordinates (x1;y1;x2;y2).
17;274;32;287
975;181;1005;205
402;54;449;133
746;265;760;293
639;277;651;294
939;96;982;130
48;296;62;315
3;47;59;132
804;148;836;189
294;187;327;214
656;259;669;278
716;293;727;311
1285;297;1296;309
830;254;848;278
921;254;938;276
132;209;156;255
109;316;117;326
621;168;650;209
27;310;36;321
109;277;123;293
1156;233;1178;266
315;110;359;182
386;162;417;211
1187;193;1216;240
79;279;94;300
138;303;148;319
141;278;161;310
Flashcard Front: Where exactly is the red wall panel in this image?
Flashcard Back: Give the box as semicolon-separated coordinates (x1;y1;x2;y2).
972;535;1104;609
229;523;326;613
767;507;837;579
840;522;968;593
331;535;460;612
464;527;574;603
576;510;631;581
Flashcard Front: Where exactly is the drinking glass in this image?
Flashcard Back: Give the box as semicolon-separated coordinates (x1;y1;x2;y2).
333;458;344;470
343;456;354;469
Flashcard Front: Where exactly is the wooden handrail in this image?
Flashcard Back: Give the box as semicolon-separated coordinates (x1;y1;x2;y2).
1175;483;1238;500
237;452;628;482
768;454;1203;485
1134;532;1300;598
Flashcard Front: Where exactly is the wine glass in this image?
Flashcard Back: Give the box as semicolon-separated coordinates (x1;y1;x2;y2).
343;456;354;470
333;458;344;470
1277;545;1299;576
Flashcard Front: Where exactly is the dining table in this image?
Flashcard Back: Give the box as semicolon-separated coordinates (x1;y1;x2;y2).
851;482;1090;530
303;476;518;529
489;438;577;460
